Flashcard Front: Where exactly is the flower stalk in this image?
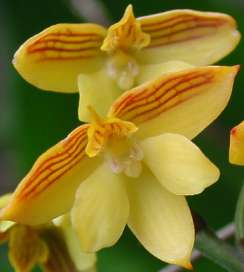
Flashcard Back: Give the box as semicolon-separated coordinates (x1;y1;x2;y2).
235;182;244;250
195;226;244;272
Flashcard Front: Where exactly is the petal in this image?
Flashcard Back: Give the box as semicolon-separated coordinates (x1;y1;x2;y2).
71;163;129;252
78;68;123;122
42;227;78;272
8;225;49;272
53;214;96;271
109;65;239;140
126;167;194;267
1;125;99;225
0;193;12;209
136;9;240;65
137;60;193;84
229;121;244;165
141;133;220;195
0;231;8;245
101;5;150;52
13;23;106;93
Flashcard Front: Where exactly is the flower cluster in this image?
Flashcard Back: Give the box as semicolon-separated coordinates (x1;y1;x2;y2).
1;4;241;271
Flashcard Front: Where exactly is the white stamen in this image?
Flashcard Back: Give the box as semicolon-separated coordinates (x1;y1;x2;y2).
107;157;124;174
129;143;144;161
118;71;134;90
124;160;142;178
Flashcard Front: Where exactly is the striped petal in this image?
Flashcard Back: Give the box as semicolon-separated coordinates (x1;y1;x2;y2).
141;133;220;195
13;23;106;93
109;65;239;140
1;125;99;225
229;121;244;165
71;163;129;252
136;9;240;65
126;167;194;267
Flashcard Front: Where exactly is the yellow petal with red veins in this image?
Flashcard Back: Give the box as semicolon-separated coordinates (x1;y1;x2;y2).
54;214;97;271
1;125;99;225
229;121;244;165
136;9;240;65
101;5;150;52
109;65;239;140
13;23;106;93
141;133;220;195
8;225;49;272
71;163;129;252
126;167;194;267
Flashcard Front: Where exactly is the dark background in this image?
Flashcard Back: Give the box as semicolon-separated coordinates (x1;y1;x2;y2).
0;0;243;271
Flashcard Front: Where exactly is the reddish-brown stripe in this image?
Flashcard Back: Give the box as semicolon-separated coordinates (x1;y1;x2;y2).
142;16;224;32
19;144;86;200
17;126;89;199
129;77;212;122
19;136;86;199
28;46;99;55
141;14;226;31
114;72;207;116
21;151;86;199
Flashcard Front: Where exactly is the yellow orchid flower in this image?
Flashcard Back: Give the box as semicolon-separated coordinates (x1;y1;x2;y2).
0;194;96;272
13;5;240;121
229;121;244;165
1;65;238;267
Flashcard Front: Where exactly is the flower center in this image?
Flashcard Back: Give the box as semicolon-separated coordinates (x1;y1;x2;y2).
100;4;150;90
85;107;143;178
106;51;139;90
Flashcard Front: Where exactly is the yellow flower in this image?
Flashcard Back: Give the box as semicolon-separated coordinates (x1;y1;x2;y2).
13;5;240;121
229;121;244;165
1;65;238;267
0;194;96;272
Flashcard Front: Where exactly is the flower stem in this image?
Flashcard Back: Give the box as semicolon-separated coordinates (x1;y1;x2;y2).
235;182;244;250
159;223;244;272
195;226;244;272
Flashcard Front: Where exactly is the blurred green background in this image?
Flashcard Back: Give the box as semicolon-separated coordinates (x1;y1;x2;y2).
0;0;243;271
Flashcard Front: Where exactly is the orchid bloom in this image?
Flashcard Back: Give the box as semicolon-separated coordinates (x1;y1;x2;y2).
0;194;96;272
1;65;238;267
229;121;244;165
13;5;240;121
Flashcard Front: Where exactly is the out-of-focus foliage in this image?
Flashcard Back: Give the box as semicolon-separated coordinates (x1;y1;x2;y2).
0;0;244;271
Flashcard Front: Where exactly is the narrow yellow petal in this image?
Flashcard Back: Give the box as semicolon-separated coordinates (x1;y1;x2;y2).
78;68;123;122
1;125;99;225
136;9;240;65
126;167;194;266
8;225;49;272
229;121;244;165
71;163;129;252
54;214;96;271
141;133;220;195
109;65;239;140
13;23;106;92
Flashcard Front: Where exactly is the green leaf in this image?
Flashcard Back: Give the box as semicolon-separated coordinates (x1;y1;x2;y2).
235;182;244;249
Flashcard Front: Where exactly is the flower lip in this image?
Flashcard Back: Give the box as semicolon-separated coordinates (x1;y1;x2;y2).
101;4;150;53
